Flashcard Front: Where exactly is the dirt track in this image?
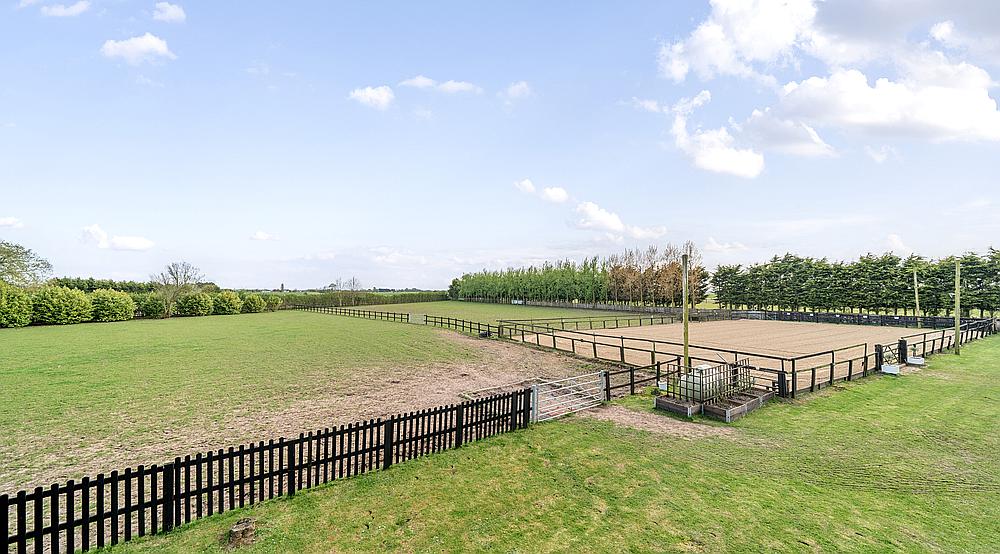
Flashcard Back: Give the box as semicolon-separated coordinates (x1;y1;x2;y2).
510;319;955;392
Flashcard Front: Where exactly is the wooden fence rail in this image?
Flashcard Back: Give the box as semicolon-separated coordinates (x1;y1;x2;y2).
2;390;530;554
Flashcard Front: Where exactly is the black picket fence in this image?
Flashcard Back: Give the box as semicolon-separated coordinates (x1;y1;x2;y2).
2;389;531;554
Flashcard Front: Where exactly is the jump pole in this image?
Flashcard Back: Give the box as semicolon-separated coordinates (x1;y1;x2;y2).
682;253;690;368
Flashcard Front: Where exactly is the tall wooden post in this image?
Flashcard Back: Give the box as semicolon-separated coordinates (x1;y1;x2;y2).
913;270;921;329
682;253;690;368
955;259;961;355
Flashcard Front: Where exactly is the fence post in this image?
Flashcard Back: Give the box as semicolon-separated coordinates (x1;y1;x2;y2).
508;392;519;431
791;359;797;398
777;371;788;397
455;405;464;447
531;385;540;422
286;441;296;496
603;371;611;401
655;361;661;386
382;418;394;469
521;389;532;428
898;338;908;365
629;366;635;395
875;344;884;371
163;463;174;533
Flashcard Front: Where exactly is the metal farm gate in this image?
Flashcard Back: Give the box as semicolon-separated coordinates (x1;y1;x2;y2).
530;372;605;422
460;371;607;423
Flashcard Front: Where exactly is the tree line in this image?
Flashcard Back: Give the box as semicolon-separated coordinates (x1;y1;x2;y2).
451;242;710;307
711;251;1000;317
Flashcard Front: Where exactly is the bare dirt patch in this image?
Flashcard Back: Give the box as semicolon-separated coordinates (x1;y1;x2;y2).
578;405;737;440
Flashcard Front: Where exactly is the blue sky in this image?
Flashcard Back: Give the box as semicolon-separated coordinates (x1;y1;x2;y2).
2;1;999;289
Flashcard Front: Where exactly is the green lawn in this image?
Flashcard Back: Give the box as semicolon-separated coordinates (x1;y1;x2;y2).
0;311;480;490
106;336;1000;553
364;300;641;323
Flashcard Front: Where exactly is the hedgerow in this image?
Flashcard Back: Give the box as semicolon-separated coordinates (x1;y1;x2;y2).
175;293;214;316
31;286;92;325
241;293;266;313
90;289;136;322
213;290;243;315
0;282;32;328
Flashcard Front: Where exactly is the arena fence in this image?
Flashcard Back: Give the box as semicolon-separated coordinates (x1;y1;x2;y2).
464;297;985;330
2;389;530;554
289;305;410;323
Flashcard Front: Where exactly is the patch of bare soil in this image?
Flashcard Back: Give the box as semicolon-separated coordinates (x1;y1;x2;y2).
578;404;737;440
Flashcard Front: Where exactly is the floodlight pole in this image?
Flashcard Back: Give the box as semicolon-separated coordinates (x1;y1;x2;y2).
954;259;961;355
913;270;921;329
682;253;690;368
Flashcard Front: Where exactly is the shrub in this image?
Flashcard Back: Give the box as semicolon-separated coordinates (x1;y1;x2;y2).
31;286;92;325
241;293;266;313
0;282;32;328
213;290;243;315
175;292;214;316
263;294;284;311
90;289;136;322
132;293;167;319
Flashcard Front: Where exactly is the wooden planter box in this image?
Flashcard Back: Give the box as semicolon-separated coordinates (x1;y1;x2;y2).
653;395;703;417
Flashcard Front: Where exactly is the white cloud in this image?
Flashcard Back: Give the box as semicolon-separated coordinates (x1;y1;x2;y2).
887;233;912;255
540;186;569;203
437;80;483;94
631;98;666;114
136;74;163;87
153;2;186;23
369;246;428;266
513;178;535;194
101;33;176;65
17;0;41;8
777;63;1000;141
500;81;532;103
398;76;484;94
81;224;154;251
864;145;897;163
348;85;394;110
704;237;749;253
0;217;24;229
250;231;276;241
399;75;437;89
658;0;816;83
670;91;765;178
40;1;89;17
740;108;834;157
574;201;665;240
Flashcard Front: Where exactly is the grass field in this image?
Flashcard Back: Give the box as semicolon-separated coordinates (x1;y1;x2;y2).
0;311;600;491
105;335;1000;553
363;300;640;323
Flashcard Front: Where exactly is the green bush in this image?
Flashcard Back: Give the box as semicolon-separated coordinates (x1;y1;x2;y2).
263;294;284;311
31;286;92;325
90;289;136;322
0;282;32;328
213;290;243;315
175;293;213;316
132;293;167;319
241;293;266;313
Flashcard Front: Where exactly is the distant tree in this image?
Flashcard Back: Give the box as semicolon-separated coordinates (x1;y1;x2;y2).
152;261;204;317
0;241;53;287
448;278;461;299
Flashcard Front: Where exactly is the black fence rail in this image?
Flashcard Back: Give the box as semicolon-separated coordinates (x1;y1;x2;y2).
498;314;676;331
2;389;530;554
424;315;501;336
290;305;410;323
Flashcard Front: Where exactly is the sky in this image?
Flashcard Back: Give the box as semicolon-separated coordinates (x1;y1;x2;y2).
2;0;1000;290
